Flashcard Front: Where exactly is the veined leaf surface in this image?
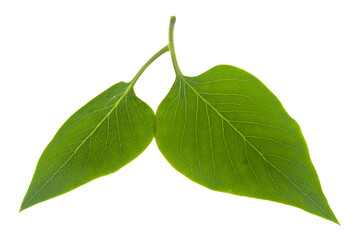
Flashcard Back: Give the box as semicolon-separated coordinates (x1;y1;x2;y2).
21;45;168;211
155;17;338;224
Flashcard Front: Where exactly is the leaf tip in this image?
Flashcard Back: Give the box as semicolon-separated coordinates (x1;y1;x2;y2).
19;193;34;212
322;207;340;225
19;204;25;213
19;200;29;213
331;215;340;225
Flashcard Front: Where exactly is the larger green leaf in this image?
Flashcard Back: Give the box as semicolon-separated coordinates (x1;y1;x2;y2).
21;45;169;211
155;17;338;223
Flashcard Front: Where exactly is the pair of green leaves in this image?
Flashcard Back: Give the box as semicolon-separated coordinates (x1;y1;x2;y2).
21;16;338;224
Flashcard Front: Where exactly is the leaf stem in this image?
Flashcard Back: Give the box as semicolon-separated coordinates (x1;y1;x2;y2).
169;16;183;77
130;44;169;85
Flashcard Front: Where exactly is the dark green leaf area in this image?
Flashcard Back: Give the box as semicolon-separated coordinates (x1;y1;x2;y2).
155;65;338;223
21;81;155;211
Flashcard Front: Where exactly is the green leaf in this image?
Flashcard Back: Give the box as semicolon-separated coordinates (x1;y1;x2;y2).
21;45;169;211
155;17;338;224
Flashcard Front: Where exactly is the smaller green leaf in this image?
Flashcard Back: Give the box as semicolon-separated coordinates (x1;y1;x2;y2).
155;16;338;224
21;45;169;211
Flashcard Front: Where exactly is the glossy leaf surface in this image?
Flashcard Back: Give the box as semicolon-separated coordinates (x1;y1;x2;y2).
155;17;338;223
21;46;168;211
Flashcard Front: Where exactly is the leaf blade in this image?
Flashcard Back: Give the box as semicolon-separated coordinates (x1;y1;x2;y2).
21;45;169;211
21;82;155;211
155;64;338;223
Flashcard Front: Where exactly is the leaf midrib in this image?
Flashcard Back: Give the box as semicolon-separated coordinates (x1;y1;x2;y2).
179;75;333;220
22;82;135;208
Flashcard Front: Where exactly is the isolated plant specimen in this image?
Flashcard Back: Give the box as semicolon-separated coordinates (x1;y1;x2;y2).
21;17;338;224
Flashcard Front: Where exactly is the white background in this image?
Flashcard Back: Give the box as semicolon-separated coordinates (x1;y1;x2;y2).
1;0;357;239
